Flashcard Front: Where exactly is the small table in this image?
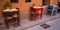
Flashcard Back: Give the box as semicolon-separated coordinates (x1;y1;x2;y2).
2;8;20;28
31;6;44;21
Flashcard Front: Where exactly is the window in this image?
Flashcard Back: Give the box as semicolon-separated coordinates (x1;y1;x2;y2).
42;0;46;6
58;0;60;2
25;0;31;2
42;0;50;6
10;0;18;3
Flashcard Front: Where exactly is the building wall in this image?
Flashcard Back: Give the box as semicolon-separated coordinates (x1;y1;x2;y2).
11;0;42;11
50;0;58;5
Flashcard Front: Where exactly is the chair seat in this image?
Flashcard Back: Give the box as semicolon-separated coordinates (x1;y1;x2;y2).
48;9;52;11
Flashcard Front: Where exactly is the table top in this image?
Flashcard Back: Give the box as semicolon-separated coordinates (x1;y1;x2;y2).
32;6;44;11
3;8;18;12
33;6;42;8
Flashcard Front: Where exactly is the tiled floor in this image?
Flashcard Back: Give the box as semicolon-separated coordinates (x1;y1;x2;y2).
0;13;60;30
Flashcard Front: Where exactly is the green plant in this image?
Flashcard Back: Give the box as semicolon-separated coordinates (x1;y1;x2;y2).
3;1;11;9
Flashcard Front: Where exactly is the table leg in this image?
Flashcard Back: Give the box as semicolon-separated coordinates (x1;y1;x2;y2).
34;11;36;21
40;10;43;19
4;20;9;29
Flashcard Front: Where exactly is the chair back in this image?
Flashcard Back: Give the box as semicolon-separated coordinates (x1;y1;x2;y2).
52;5;59;12
55;5;59;12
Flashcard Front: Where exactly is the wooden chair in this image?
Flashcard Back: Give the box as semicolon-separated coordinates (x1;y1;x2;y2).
2;8;20;28
46;5;58;16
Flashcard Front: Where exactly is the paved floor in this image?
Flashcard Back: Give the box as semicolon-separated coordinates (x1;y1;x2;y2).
21;13;60;29
0;13;60;30
24;18;60;30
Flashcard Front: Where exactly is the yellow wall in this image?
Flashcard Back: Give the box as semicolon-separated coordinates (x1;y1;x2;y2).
50;0;58;5
0;0;58;10
0;0;8;18
11;0;42;11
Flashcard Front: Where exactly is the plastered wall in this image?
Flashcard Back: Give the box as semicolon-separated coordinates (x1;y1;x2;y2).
0;0;58;10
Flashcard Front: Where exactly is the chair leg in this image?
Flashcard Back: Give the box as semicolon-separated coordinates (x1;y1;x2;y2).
4;20;9;29
56;10;57;13
51;10;57;16
46;9;48;14
55;10;57;15
51;10;54;16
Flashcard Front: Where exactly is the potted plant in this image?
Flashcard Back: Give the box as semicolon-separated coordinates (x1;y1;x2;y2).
3;1;11;10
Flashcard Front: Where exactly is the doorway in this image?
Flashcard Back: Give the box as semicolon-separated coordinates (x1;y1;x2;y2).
42;0;50;6
58;0;60;12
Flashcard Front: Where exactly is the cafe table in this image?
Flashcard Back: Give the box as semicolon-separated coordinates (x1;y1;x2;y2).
32;6;44;21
